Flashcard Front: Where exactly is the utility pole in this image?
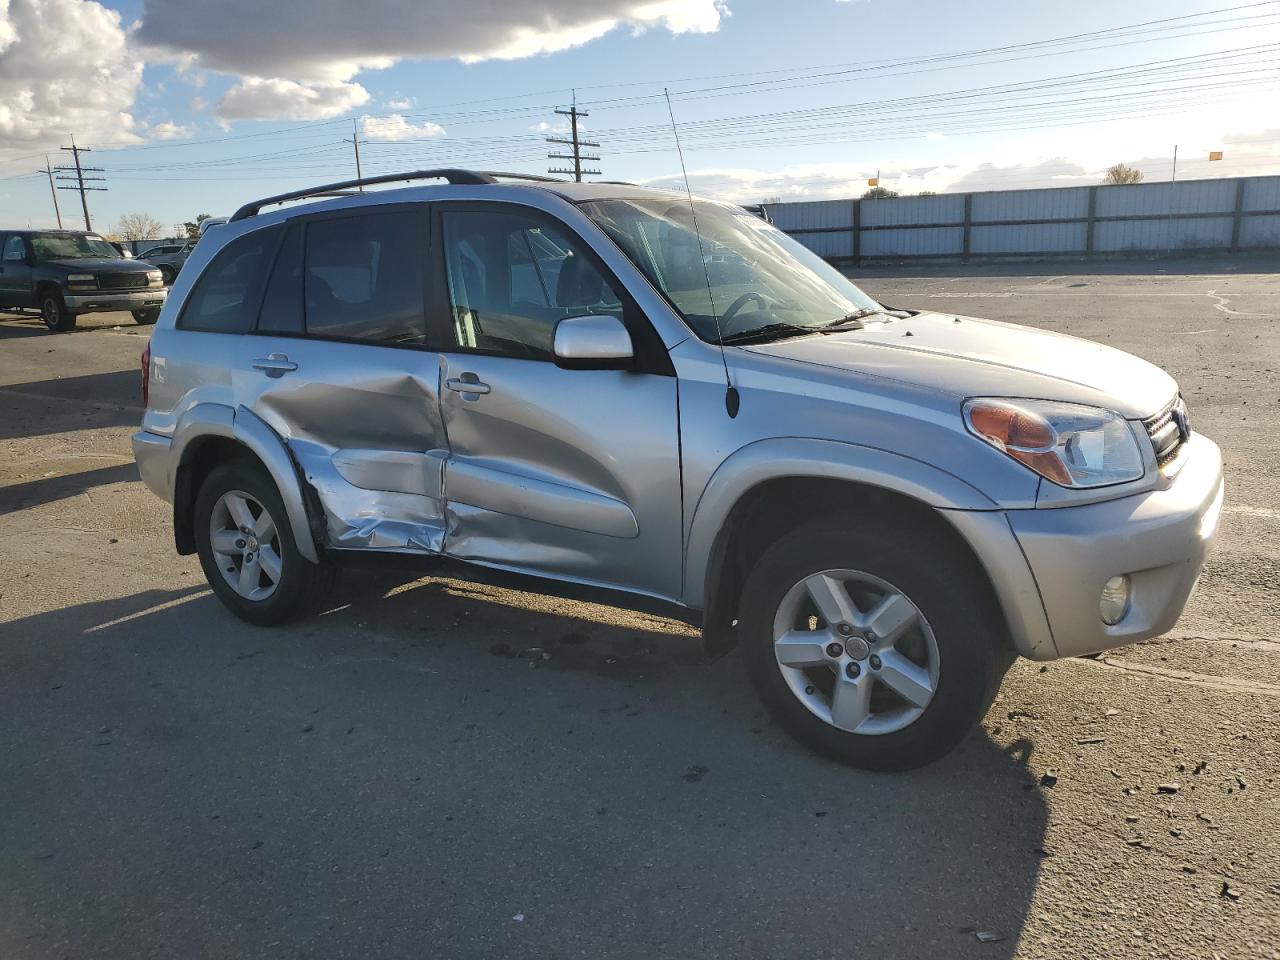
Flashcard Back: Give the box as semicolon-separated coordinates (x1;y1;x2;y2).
1166;143;1179;253
54;136;106;231
41;154;63;229
547;92;600;182
343;119;365;190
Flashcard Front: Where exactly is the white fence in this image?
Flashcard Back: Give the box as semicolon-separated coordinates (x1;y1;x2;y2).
766;176;1280;262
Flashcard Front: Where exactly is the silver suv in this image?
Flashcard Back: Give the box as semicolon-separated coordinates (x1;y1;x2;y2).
132;169;1224;769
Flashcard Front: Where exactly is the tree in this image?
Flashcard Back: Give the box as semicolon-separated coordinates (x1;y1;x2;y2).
1102;163;1144;185
183;213;212;239
917;190;937;197
114;212;164;241
861;186;899;199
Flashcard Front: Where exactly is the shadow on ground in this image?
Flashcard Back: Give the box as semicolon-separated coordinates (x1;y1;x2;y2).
0;370;141;442
0;462;139;514
0;573;1048;959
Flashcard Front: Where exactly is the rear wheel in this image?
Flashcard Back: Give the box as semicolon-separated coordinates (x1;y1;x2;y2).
131;308;159;325
40;290;74;331
194;461;338;625
740;515;1010;770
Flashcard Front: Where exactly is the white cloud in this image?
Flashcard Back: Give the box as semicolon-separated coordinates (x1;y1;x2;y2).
137;1;726;80
147;119;194;140
642;136;1280;205
0;0;142;158
530;119;574;135
361;113;446;141
385;95;413;110
215;77;371;121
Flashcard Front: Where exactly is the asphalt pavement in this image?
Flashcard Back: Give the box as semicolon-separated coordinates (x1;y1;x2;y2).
1;257;1277;959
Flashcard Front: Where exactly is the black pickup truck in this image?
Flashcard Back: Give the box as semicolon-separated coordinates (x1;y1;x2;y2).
0;229;167;331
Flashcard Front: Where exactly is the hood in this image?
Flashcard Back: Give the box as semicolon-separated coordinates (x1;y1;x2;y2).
44;257;155;273
744;311;1177;419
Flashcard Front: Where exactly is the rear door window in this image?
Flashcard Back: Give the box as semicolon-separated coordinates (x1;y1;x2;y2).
302;210;428;345
178;226;280;334
257;224;303;334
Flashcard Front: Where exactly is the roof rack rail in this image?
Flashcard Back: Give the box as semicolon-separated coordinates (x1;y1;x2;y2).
478;171;566;183
229;168;568;222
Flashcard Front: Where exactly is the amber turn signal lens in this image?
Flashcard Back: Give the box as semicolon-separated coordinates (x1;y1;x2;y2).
964;400;1073;485
966;403;1056;451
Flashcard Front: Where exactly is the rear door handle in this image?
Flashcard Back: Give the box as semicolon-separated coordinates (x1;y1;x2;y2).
252;353;298;378
446;376;491;396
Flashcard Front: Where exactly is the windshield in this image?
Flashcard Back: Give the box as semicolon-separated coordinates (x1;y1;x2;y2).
30;233;120;261
581;197;880;343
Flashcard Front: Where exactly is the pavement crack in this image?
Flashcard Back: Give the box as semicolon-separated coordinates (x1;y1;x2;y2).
1206;289;1269;319
1082;656;1280;697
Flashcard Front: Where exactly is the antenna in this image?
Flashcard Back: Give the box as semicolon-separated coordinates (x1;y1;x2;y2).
664;88;738;418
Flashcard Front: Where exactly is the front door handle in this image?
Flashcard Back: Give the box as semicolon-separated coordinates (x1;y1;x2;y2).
252;353;298;378
446;376;491;396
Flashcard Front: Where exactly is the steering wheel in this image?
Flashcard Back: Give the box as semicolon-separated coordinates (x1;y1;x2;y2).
718;291;769;333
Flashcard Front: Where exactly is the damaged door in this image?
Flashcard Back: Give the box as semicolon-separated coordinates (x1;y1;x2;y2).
235;207;450;552
433;203;683;600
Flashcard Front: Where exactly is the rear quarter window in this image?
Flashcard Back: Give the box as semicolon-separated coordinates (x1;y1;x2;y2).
177;226;281;334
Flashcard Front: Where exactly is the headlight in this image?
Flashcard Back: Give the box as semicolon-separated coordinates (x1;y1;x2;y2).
963;398;1145;488
66;273;94;282
147;270;163;286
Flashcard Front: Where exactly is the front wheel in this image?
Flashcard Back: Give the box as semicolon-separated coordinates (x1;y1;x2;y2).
132;308;159;325
41;291;75;331
740;516;1011;770
194;461;338;625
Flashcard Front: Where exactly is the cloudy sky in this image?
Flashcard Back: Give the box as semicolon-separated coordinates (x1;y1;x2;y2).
1;0;1278;233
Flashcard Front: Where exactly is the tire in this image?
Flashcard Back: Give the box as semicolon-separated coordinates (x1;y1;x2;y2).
739;514;1011;771
131;309;159;325
194;460;338;626
40;290;75;332
159;265;175;285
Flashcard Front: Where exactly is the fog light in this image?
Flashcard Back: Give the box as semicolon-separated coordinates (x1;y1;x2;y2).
1100;575;1131;625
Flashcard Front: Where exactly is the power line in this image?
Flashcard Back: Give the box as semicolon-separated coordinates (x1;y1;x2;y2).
547;94;600;181
343;118;367;189
41;154;63;229
54;137;106;231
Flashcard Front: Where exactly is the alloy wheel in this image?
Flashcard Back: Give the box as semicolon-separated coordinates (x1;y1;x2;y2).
209;489;282;601
771;568;940;735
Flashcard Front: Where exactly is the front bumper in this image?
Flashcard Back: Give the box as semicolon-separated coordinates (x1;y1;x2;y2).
1007;433;1224;658
132;430;173;501
64;288;166;313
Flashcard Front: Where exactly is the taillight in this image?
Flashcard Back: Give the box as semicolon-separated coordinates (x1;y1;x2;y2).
140;342;151;407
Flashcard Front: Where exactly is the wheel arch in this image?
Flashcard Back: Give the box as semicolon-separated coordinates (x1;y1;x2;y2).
170;403;320;562
35;280;65;309
685;439;1030;659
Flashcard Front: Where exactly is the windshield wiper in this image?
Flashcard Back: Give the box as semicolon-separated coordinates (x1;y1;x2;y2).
719;322;816;345
818;307;884;332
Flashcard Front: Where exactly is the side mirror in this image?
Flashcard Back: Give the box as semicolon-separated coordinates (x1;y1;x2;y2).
553;314;634;370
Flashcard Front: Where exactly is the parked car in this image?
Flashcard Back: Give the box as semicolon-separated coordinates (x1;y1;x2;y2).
138;239;196;283
0;229;166;330
131;170;1224;770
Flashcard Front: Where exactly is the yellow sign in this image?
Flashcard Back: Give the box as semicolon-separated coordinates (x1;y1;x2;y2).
1209;151;1223;161
868;177;879;187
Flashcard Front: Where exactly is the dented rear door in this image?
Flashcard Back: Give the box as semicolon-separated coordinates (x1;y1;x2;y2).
235;207;450;553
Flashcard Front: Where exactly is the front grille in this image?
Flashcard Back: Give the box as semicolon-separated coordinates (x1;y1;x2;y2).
1144;396;1190;467
96;272;148;291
